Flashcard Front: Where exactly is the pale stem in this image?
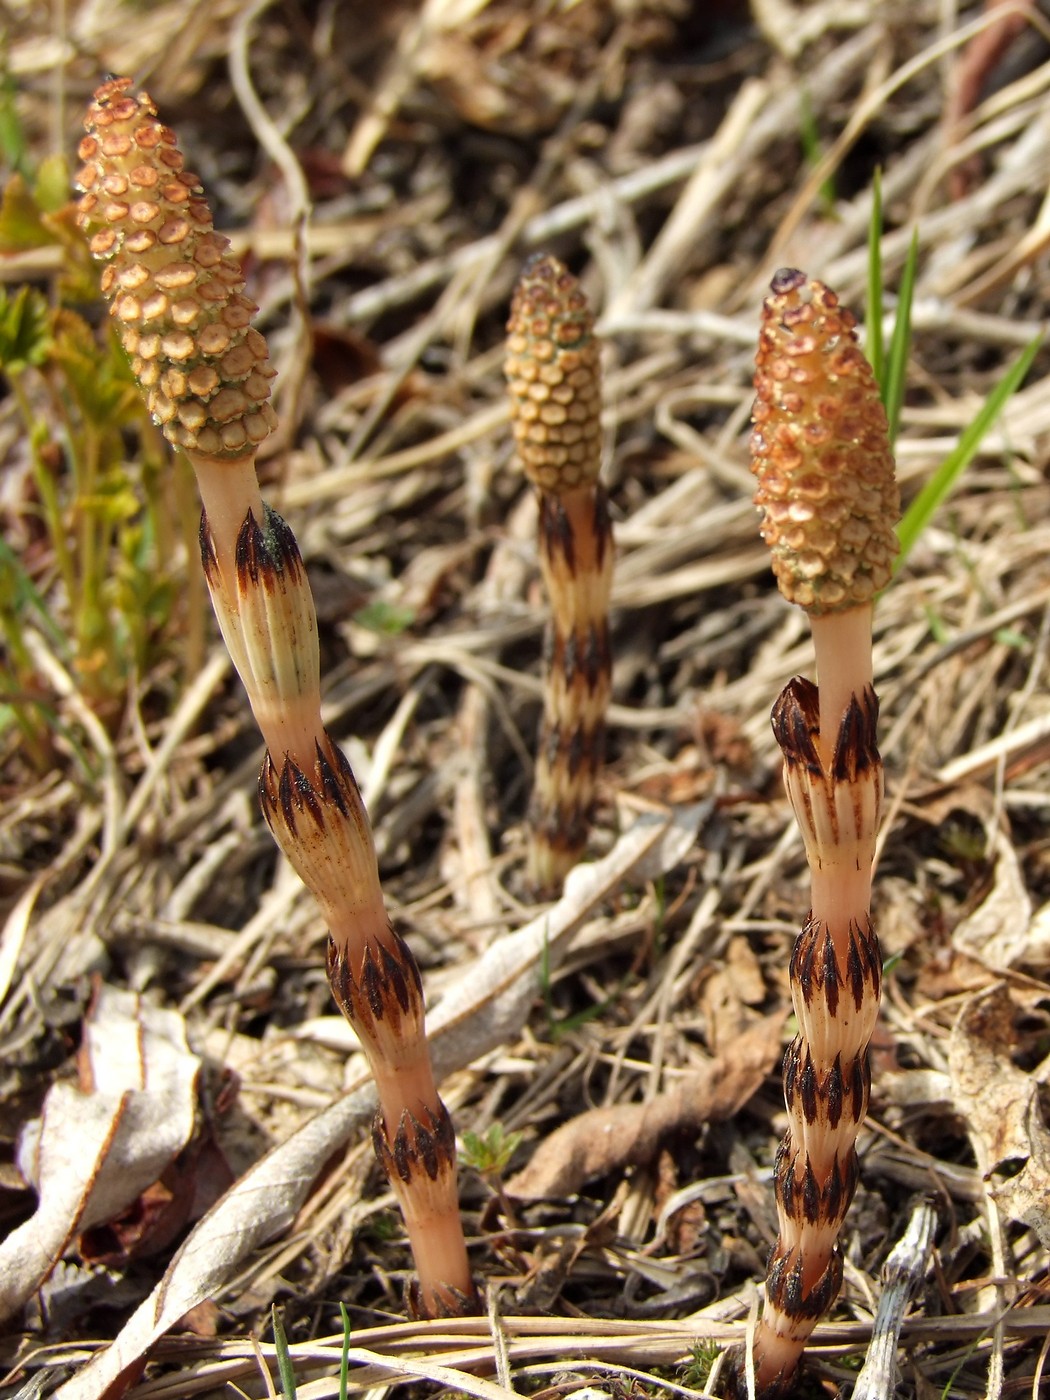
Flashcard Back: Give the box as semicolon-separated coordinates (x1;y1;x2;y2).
189;450;264;582
252;701;325;776
809;861;874;952
192;451;325;769
808;603;876;957
373;1060;440;1131
756;1331;801;1394
412;1204;474;1313
809;604;873;770
325;887;389;956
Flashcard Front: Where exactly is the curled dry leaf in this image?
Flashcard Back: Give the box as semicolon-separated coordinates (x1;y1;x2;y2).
993;1122;1050;1250
506;1013;785;1200
943;0;1037;199
0;985;199;1324
54;804;707;1400
948;982;1050;1246
949;984;1037;1169
700;935;768;1052
952;830;1033;971
1019;900;1050;968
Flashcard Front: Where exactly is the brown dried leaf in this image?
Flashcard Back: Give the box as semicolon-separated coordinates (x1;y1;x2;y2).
902;781;993;829
944;0;1034;198
992;1124;1050;1248
952;831;1032;971
0;986;199;1324
949;983;1036;1168
1023;902;1050;961
948;982;1050;1244
701;936;768;1051
506;1012;785;1200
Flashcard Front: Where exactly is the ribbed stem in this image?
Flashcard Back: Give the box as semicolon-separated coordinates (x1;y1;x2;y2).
753;678;883;1396
811;606;874;775
529;483;613;891
192;452;264;581
76;77;474;1318
743;269;899;1396
505;254;613;893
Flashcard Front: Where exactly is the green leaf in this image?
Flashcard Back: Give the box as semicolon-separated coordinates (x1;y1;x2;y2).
922;603;950;645
338;1303;351;1400
0;286;51;373
46;202;105;305
86;474;141;527
461;1122;523;1176
271;1306;297;1400
681;1338;722;1388
35;153;71;214
799;88;835;212
352;599;416;636
895;335;1042;572
0;163;95;302
0;69;27;178
866;168;884;388
0;172;50;252
50;311;143;427
0;536;63;648
882;228;919;447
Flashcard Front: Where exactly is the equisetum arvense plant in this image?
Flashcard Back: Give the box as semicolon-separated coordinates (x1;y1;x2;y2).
75;78;475;1318
505;255;613;893
742;269;899;1396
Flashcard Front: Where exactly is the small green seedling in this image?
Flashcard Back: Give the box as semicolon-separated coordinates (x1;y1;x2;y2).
461;1122;523;1178
0;157;199;768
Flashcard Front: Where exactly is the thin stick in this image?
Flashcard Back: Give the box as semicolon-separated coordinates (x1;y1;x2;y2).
851;1199;937;1400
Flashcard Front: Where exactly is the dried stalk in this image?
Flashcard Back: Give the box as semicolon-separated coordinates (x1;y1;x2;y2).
851;1198;937;1400
74;78;474;1318
505;255;613;894
740;270;900;1397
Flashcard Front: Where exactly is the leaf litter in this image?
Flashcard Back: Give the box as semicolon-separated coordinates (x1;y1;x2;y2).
0;986;200;1326
2;3;1050;1399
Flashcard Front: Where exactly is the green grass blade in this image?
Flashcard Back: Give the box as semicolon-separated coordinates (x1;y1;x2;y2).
799;88;835;211
0;536;65;650
0;70;29;181
271;1306;298;1400
339;1303;351;1400
866;168;884;388
882;228;919;446
894;335;1041;572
